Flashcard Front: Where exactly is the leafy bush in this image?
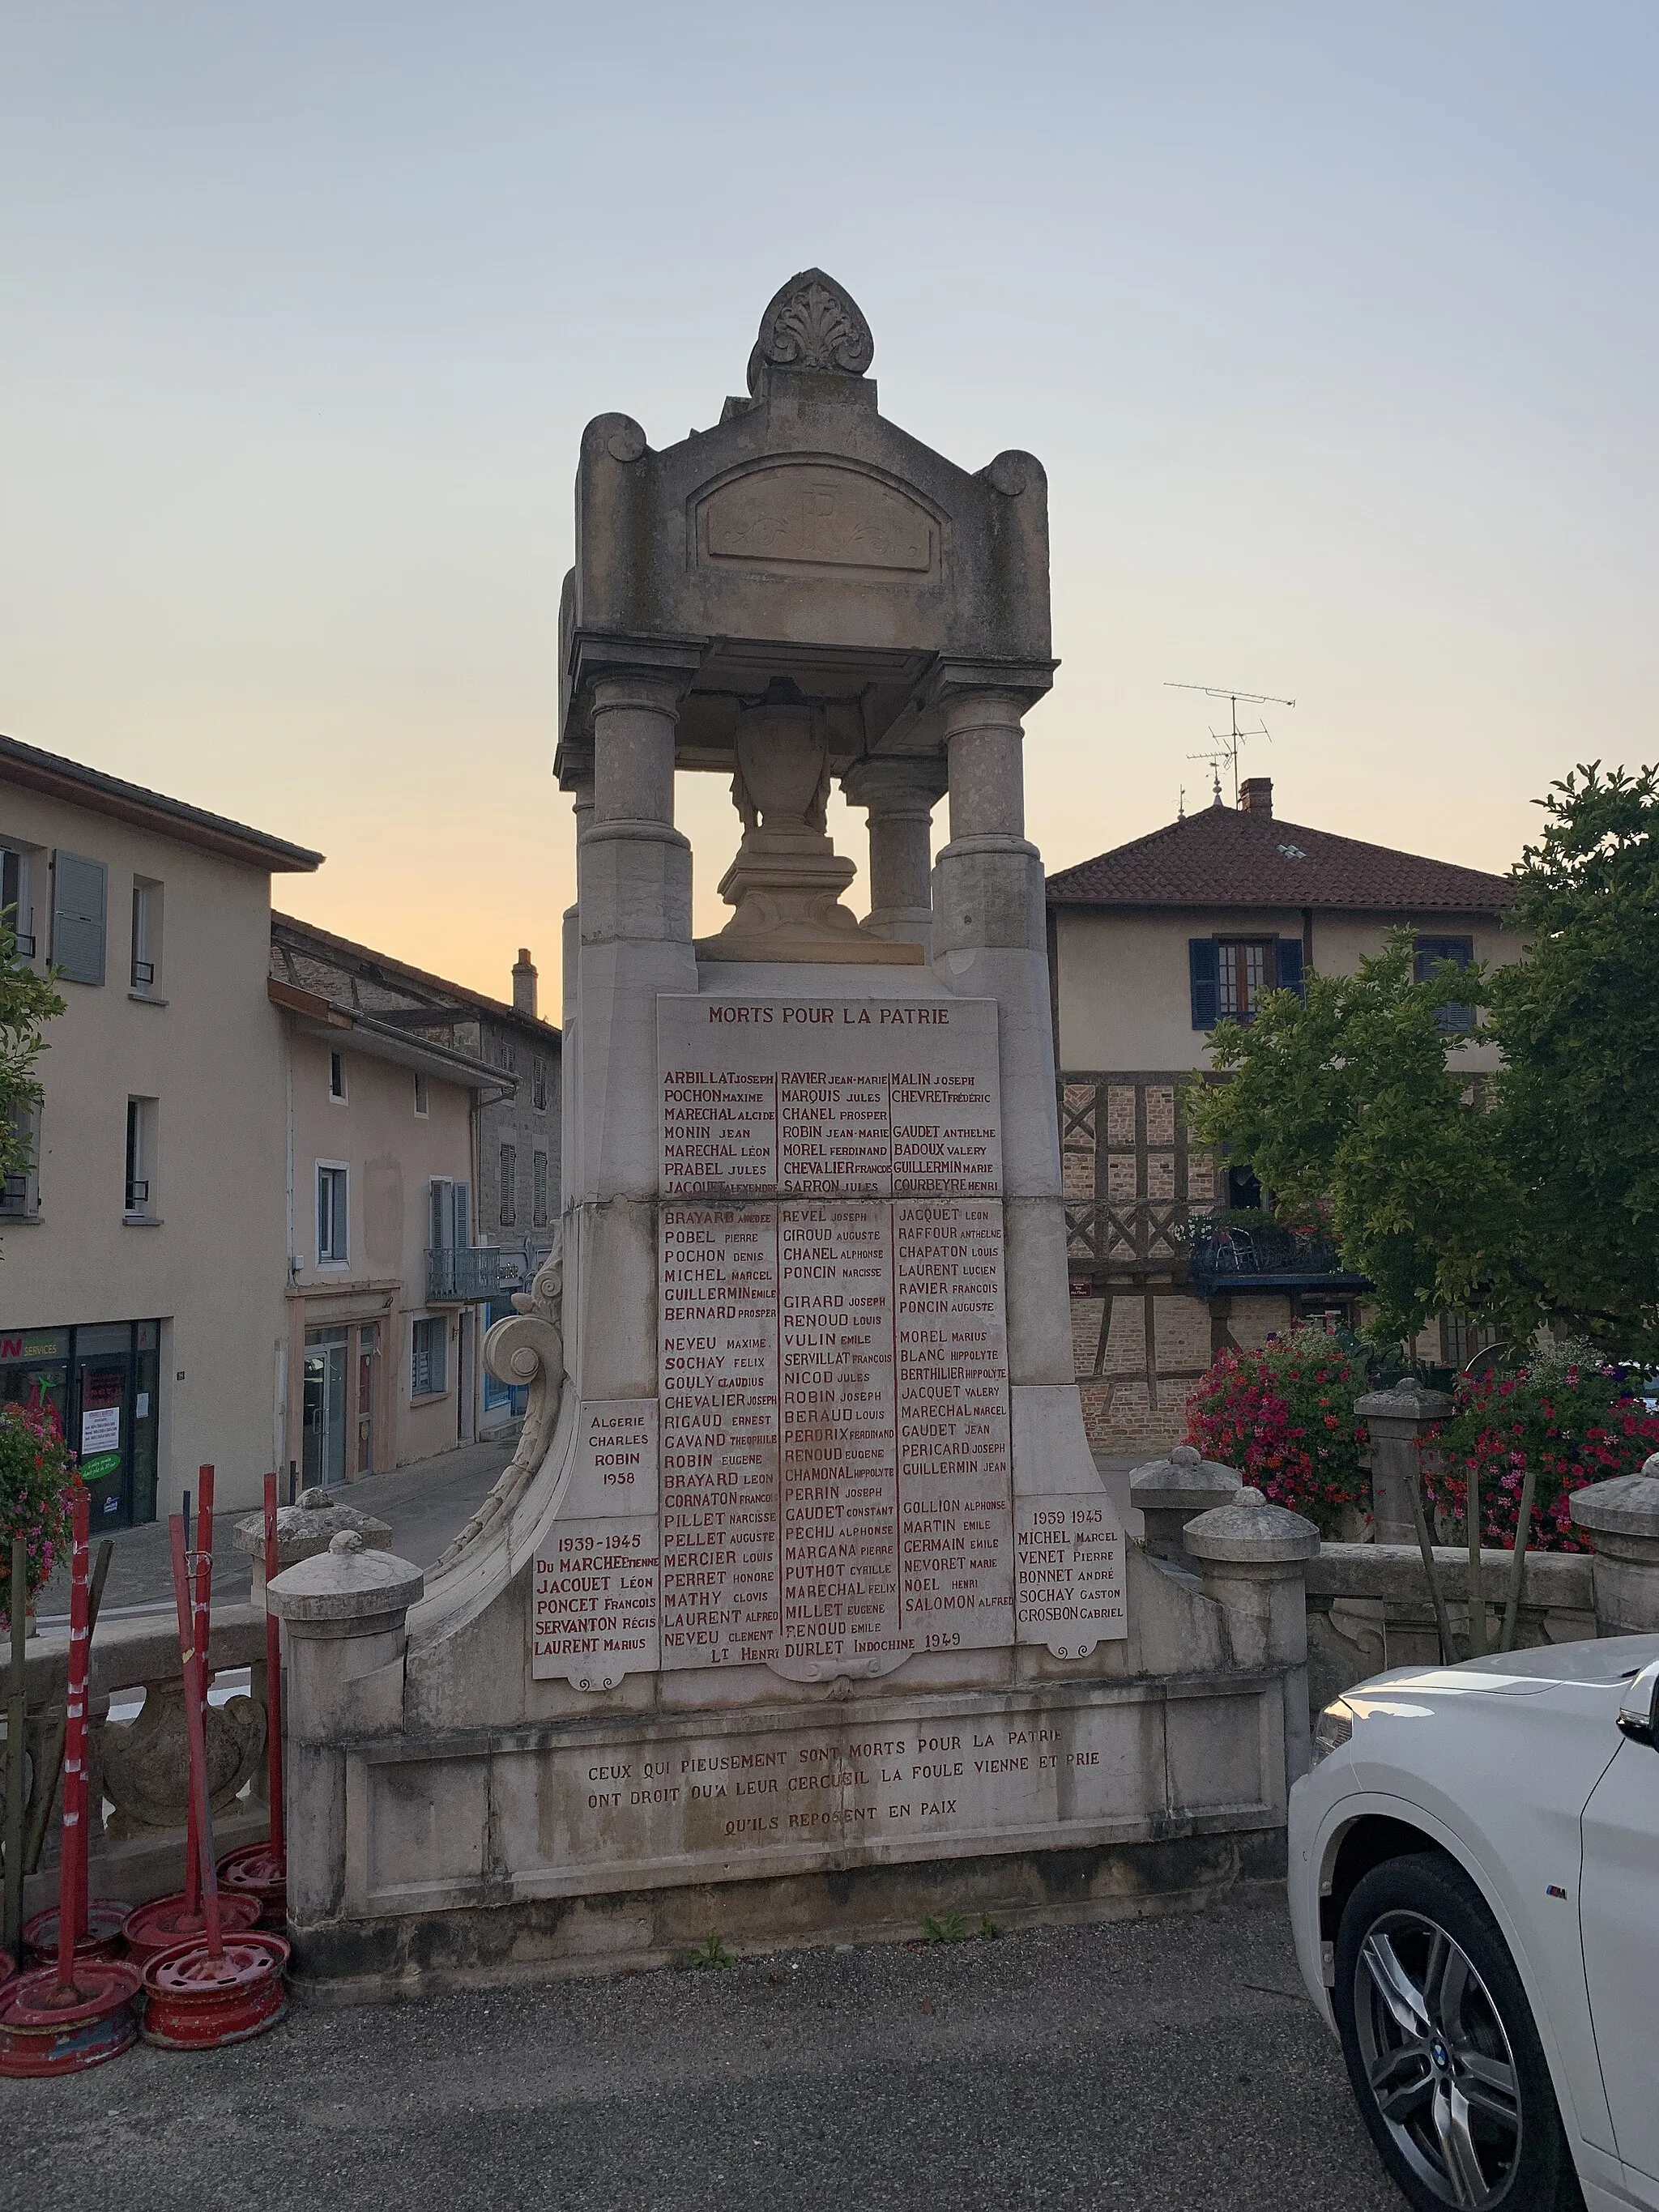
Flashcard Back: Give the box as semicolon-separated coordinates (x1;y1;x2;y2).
0;1396;81;1626
1185;1328;1369;1535
1423;1340;1659;1553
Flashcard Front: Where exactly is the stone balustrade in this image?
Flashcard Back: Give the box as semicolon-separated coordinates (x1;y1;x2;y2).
10;1603;272;1923
1130;1447;1659;1729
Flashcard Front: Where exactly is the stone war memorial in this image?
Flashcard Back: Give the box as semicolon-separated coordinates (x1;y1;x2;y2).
270;272;1316;1997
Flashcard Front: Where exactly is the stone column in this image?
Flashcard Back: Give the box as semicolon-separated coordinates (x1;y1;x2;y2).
560;769;592;1256
1570;1459;1659;1635
841;756;945;958
1129;1443;1240;1564
1183;1491;1321;1791
575;675;697;1403
267;1532;423;1935
1354;1381;1452;1545
932;688;1065;1390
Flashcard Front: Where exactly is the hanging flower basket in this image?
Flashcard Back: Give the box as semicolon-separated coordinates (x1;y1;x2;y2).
0;1397;82;1629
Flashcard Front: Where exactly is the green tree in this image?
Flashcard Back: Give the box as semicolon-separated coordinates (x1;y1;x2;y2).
1187;932;1512;1349
1188;764;1659;1362
1483;763;1659;1359
0;911;65;1235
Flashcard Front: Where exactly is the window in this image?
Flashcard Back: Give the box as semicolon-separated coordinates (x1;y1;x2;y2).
531;1058;548;1112
532;1149;548;1228
429;1177;469;1251
499;1143;516;1226
130;878;162;993
51;850;107;985
1189;936;1304;1029
412;1315;446;1398
2;1102;39;1217
316;1163;348;1263
1414;936;1476;1034
2;846;37;959
329;1051;347;1102
125;1097;156;1217
412;1071;429;1117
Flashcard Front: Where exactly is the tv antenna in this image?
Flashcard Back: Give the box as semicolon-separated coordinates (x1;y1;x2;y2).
1166;682;1295;808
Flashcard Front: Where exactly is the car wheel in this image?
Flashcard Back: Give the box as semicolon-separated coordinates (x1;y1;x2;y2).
1333;1852;1581;2212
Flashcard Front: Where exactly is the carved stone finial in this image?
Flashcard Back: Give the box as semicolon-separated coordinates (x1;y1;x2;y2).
747;269;874;397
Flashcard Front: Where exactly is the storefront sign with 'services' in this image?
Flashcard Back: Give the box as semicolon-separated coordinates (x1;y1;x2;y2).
531;997;1126;1687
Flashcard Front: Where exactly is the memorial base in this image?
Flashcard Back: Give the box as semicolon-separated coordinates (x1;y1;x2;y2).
284;1824;1288;2006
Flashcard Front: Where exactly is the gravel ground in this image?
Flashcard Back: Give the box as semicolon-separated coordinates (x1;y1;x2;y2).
2;1895;1397;2212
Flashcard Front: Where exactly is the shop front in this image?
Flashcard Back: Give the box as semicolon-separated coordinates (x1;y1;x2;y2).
0;1319;162;1529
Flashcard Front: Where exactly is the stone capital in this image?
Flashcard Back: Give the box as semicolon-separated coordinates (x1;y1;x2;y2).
840;755;948;816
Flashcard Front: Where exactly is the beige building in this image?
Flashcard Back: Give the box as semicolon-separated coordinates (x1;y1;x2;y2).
1047;777;1516;1447
1;734;322;1526
269;915;561;1481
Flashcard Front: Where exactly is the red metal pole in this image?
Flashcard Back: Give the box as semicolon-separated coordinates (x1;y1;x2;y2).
167;1515;223;1959
181;1466;214;1915
53;1488;91;1993
263;1473;284;1862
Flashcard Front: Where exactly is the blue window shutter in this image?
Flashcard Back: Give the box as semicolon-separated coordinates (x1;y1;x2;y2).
1189;938;1219;1029
1276;938;1305;995
51;851;106;984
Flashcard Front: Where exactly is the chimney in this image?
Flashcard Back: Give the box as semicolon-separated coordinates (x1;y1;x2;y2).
1239;777;1273;818
511;947;537;1018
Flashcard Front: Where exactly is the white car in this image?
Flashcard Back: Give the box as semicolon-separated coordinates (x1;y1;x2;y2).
1289;1634;1659;2212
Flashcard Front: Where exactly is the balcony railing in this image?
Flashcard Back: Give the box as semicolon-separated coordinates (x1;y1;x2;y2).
1181;1213;1364;1298
424;1245;505;1304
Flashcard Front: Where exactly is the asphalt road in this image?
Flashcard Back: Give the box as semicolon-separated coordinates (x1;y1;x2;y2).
34;1434;518;1621
2;1896;1398;2212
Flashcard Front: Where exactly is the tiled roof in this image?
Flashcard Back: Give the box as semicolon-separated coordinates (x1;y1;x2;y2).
270;912;559;1038
0;731;323;873
1046;803;1512;914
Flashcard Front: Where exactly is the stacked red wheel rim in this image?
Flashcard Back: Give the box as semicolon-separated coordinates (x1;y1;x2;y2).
140;1933;288;2048
122;1888;259;1964
0;1490;141;2077
0;1962;141;2075
22;1899;131;1966
217;1842;287;1929
134;1469;288;2050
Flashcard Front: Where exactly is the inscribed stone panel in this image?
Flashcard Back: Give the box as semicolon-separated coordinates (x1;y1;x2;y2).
533;1401;660;1690
652;998;1013;1681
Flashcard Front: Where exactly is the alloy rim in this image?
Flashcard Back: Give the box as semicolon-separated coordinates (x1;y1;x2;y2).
1354;1908;1522;2210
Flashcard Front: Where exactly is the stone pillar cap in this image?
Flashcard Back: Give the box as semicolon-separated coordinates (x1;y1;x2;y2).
234;1494;394;1567
267;1545;424;1624
1129;1443;1241;1511
1569;1468;1659;1540
1183;1496;1321;1564
1355;1380;1453;1420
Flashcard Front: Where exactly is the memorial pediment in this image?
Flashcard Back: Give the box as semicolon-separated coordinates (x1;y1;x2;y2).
557;268;1052;783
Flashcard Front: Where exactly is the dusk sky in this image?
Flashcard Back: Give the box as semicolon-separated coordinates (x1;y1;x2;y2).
6;5;1656;999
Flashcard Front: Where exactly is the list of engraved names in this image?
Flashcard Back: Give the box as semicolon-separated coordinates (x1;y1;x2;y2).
658;996;1013;1673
